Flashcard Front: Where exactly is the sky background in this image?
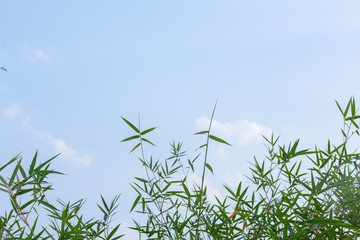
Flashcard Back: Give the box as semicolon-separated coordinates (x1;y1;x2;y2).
1;1;360;238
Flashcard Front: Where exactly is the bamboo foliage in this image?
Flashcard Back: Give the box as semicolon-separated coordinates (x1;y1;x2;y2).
1;98;360;239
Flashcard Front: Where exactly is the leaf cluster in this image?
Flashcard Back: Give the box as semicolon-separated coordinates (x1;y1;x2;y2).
0;152;123;239
122;97;360;239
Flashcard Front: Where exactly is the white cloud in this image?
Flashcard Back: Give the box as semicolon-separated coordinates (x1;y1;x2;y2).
30;49;50;61
196;117;273;146
3;103;92;166
3;104;22;120
32;129;92;166
215;145;229;161
223;172;245;189
186;173;223;204
21;116;31;127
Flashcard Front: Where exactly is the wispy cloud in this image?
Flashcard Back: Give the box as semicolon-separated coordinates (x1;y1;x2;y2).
29;49;50;62
223;172;245;189
3;104;22;120
196;118;273;146
31;129;92;166
186;173;223;204
3;104;92;166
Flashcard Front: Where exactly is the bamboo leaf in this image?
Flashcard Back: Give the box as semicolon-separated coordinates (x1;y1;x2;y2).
335;100;344;115
121;135;140;142
121;117;140;133
209;135;232;146
194;131;209;135
344;99;352;117
106;224;120;239
0;153;21;172
20;199;35;210
29;151;38;175
351;97;356;116
101;195;110;212
345;115;360;120
9;160;21;186
39;200;58;211
350;118;359;128
196;144;207;150
97;204;107;215
205;163;214;174
129;143;141;153
182;182;190;197
135;177;148;183
142;138;155;146
229;209;239;219
140;127;156;135
131;195;141;212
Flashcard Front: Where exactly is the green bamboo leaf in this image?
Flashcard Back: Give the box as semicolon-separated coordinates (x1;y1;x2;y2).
39;200;58;211
97;204;107;215
345;115;360;120
282;220;288;239
188;159;194;172
205;163;214;174
121;117;140;133
9;160;21;186
33;228;46;240
140;127;156;135
209;135;232;146
36;169;63;175
350;118;359;128
29;151;38;175
344;99;352;117
34;158;54;172
195;144;207;152
121;135;140;142
0;153;21;172
268;229;281;240
308;219;356;229
29;216;38;238
194;131;209;135
135;177;148;183
106;224;120;240
335;100;344;115
341;129;347;138
351;97;356;116
130;195;141;212
19;165;27;179
20;199;35;210
110;235;125;240
311;171;315;193
100;195;110;212
182;182;190;197
142;138;155;146
179;217;192;231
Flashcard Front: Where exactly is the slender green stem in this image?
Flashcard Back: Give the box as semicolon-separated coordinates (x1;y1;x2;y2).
196;100;217;239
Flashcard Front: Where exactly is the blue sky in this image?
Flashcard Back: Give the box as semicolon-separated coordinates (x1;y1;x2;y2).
1;1;360;238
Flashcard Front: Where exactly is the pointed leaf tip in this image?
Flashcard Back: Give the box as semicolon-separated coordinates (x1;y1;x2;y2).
140;127;156;135
121;135;140;142
209;135;232;146
121;117;140;133
194;131;209;135
129;143;141;153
